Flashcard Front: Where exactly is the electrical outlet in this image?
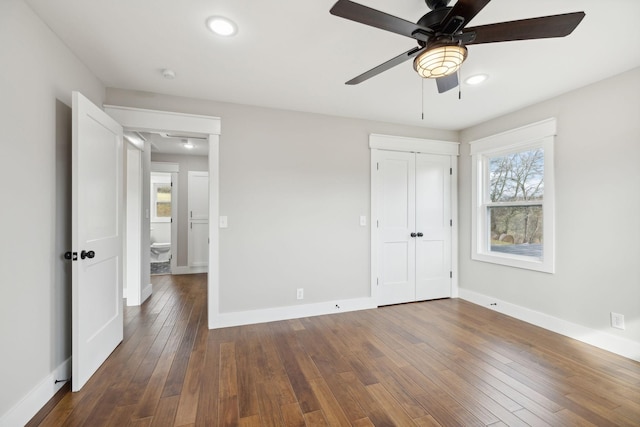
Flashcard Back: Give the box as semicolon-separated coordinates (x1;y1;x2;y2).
360;215;367;226
296;288;304;300
611;312;625;330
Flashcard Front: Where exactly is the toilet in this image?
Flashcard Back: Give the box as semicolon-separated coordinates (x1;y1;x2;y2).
150;242;171;263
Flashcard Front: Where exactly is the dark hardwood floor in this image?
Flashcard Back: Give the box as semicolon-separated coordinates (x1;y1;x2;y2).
28;274;640;426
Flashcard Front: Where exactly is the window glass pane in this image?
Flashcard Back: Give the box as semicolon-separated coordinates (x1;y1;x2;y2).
489;205;543;258
156;185;171;217
489;148;544;202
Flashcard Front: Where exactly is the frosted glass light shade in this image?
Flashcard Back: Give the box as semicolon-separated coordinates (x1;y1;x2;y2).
414;45;468;78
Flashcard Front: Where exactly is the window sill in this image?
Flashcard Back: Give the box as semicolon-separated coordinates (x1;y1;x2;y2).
472;251;554;274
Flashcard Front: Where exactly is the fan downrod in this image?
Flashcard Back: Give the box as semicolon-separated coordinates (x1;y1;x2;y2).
425;0;451;11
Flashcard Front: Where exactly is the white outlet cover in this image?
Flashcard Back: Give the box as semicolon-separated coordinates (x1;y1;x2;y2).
611;312;625;330
360;215;367;226
219;216;228;228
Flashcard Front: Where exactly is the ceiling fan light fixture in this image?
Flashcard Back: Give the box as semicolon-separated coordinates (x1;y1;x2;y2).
413;44;467;79
206;16;237;37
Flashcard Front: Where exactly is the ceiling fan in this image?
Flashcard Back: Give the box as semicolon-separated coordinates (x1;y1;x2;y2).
330;0;585;93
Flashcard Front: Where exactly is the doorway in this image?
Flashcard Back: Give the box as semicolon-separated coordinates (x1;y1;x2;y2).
105;105;220;327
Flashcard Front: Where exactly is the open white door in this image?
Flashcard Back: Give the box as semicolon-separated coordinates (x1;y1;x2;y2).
72;92;124;391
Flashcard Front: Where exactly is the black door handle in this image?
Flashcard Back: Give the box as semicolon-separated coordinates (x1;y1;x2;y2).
417;232;424;237
81;250;95;260
410;232;417;238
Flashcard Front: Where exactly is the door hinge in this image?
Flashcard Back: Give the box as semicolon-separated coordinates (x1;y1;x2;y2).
450;219;452;226
376;162;379;171
376;220;379;228
450;167;452;175
376;277;379;285
450;271;453;278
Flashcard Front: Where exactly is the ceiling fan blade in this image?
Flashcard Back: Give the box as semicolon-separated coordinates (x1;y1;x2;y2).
442;0;492;32
346;47;424;85
436;73;459;93
463;12;585;45
330;0;433;42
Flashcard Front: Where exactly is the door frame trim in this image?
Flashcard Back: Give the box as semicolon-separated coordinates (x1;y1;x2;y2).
369;134;460;305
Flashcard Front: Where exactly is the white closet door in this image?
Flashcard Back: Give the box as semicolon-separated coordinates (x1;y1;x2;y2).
373;149;452;306
415;153;451;300
375;151;416;305
188;171;209;267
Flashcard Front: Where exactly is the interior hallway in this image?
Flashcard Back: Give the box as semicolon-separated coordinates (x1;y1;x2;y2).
28;274;640;426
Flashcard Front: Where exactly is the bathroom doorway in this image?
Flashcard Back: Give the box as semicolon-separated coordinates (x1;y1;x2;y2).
150;170;175;275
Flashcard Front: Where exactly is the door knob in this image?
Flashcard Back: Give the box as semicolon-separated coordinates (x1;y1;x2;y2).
81;250;95;260
417;232;424;237
410;232;417;238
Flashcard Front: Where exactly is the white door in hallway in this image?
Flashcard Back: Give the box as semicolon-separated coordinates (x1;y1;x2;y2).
374;150;452;306
188;171;209;267
71;92;124;391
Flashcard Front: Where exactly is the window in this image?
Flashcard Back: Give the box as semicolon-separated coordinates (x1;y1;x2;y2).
470;119;555;273
151;172;172;223
155;184;172;218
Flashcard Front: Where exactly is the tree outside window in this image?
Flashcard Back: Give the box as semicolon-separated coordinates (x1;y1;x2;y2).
488;148;544;258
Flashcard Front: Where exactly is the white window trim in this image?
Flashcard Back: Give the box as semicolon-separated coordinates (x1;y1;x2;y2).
470;118;556;273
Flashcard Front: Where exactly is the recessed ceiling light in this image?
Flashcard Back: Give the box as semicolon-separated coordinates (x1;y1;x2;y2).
465;74;488;85
206;16;237;36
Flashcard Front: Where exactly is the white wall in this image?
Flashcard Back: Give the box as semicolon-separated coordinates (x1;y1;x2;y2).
458;67;640;354
106;89;458;314
0;0;104;422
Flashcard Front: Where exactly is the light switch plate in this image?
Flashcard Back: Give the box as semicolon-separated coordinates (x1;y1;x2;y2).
219;216;228;228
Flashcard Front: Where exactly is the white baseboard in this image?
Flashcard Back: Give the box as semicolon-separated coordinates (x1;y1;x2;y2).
209;297;376;329
459;288;640;362
0;358;70;427
141;283;152;304
172;265;208;275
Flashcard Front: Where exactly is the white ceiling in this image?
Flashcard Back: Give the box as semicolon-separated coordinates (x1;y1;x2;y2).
146;132;209;157
26;0;640;131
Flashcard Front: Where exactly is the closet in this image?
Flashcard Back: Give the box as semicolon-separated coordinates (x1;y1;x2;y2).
370;134;458;306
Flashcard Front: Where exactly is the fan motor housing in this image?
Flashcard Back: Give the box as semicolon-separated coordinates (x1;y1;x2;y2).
425;0;451;10
417;7;452;32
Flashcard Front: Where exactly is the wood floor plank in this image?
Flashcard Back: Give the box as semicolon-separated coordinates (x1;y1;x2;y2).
27;275;640;427
150;395;179;426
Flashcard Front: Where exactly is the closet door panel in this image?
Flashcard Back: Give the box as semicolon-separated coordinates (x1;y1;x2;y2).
415;153;451;300
376;151;416;305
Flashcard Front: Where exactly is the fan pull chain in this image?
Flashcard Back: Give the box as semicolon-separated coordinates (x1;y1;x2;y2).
421;78;424;120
